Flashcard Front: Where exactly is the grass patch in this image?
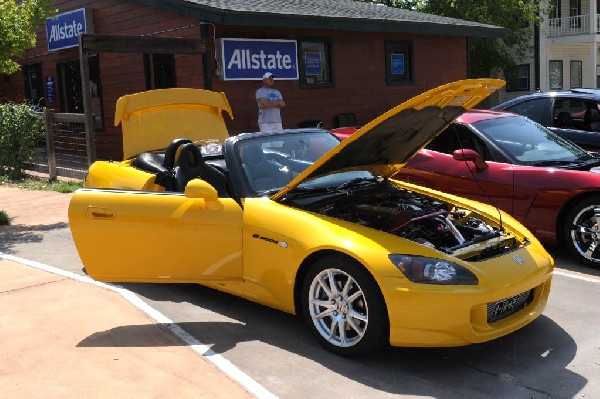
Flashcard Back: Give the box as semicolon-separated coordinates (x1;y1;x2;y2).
0;210;9;225
0;176;83;193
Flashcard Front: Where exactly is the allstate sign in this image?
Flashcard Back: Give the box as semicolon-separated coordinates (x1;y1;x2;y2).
46;8;89;52
221;38;298;80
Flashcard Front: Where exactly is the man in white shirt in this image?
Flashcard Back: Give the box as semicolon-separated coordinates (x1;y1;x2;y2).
256;72;285;131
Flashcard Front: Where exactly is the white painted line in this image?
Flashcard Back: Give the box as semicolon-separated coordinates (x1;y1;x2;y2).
553;269;600;284
0;252;278;399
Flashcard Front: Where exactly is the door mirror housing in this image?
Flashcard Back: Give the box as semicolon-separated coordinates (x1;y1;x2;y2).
452;148;488;171
184;179;221;209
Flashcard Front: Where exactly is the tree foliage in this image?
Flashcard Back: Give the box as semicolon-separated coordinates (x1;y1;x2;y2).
419;0;542;77
357;0;543;78
0;0;55;75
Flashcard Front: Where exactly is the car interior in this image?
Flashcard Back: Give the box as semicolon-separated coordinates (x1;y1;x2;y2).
132;138;231;196
239;143;293;192
552;98;600;131
426;125;494;161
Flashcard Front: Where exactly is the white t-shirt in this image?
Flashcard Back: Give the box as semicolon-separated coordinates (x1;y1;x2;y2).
256;87;283;125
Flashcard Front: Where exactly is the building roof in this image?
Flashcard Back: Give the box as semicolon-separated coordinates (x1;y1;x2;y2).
133;0;504;38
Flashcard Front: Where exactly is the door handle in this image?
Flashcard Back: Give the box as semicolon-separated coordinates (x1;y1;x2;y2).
86;206;115;219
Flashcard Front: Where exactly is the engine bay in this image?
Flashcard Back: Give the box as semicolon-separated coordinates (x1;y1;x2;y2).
296;183;522;261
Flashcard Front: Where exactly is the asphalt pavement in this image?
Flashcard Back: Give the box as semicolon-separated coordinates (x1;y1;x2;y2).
3;183;599;399
0;185;256;398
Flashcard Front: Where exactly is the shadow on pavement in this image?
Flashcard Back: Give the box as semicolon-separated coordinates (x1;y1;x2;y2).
77;282;585;398
0;222;69;253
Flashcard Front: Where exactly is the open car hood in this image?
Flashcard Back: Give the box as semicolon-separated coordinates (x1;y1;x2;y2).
115;88;234;160
271;78;504;201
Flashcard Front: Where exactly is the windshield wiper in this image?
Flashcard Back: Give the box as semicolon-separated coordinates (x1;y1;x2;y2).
257;188;283;196
281;176;381;200
578;156;600;166
333;176;382;192
279;186;333;200
529;160;582;167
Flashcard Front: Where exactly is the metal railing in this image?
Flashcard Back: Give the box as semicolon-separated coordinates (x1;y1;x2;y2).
547;14;597;36
32;110;89;180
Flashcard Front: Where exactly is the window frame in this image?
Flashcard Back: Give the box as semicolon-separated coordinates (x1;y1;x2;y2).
570;60;582;88
22;63;45;108
385;40;414;86
56;55;104;131
144;53;177;90
297;37;334;89
550;0;562;19
506;64;531;92
549;60;564;90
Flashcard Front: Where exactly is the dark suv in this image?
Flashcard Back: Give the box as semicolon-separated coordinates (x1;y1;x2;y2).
491;89;600;151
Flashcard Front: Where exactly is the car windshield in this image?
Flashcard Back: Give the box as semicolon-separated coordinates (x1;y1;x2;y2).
471;115;592;164
237;131;340;195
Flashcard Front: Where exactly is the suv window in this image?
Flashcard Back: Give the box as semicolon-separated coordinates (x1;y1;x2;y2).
505;98;551;124
553;98;600;131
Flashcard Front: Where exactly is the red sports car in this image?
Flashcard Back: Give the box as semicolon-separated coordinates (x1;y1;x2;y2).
333;110;600;268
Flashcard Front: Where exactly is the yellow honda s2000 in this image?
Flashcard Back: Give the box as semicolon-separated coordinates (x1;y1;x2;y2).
69;79;554;356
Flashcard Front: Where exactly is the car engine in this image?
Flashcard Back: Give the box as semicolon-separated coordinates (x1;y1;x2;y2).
302;184;521;261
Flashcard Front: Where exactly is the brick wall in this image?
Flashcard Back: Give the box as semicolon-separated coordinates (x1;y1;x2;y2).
0;0;467;160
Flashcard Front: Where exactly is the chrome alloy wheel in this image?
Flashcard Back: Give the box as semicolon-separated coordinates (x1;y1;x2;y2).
569;204;600;264
307;268;369;348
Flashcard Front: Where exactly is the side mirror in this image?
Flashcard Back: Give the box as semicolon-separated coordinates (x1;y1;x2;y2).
184;179;220;209
452;148;488;171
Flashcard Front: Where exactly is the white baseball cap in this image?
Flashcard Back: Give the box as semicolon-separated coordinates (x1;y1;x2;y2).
262;72;275;79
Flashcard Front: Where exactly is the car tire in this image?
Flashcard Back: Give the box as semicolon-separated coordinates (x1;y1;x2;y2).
301;255;389;356
564;197;600;268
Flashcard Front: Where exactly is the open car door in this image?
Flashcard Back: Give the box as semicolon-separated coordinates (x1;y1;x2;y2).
69;180;243;284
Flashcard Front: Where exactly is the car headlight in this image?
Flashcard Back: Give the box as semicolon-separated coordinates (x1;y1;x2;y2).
388;255;478;285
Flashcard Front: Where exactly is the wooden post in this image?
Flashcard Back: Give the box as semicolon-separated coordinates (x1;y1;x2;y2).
43;108;57;181
79;42;97;165
76;33;206;163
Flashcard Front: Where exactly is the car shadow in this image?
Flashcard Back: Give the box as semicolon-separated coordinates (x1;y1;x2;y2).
77;282;585;398
0;222;69;253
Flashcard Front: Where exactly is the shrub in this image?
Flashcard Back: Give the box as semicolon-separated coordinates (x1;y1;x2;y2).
0;103;45;179
0;210;9;225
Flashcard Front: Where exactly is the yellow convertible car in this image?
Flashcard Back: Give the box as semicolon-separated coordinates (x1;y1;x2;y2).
69;79;554;356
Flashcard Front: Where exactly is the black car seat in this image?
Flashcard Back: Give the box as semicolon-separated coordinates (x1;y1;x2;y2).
132;152;175;191
133;138;195;191
163;138;193;169
240;144;290;192
583;102;600;131
555;112;573;128
589;108;600;131
173;143;229;195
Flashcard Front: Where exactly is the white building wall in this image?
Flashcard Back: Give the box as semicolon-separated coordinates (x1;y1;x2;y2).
542;43;595;90
497;0;599;104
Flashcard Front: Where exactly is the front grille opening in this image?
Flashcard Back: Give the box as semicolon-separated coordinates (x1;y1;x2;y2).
487;289;534;323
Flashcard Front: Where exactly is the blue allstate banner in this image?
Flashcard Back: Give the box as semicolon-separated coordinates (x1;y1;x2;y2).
221;38;298;80
46;8;89;52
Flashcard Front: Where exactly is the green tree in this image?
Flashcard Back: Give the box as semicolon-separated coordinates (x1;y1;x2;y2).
418;0;543;78
357;0;543;78
0;0;55;75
